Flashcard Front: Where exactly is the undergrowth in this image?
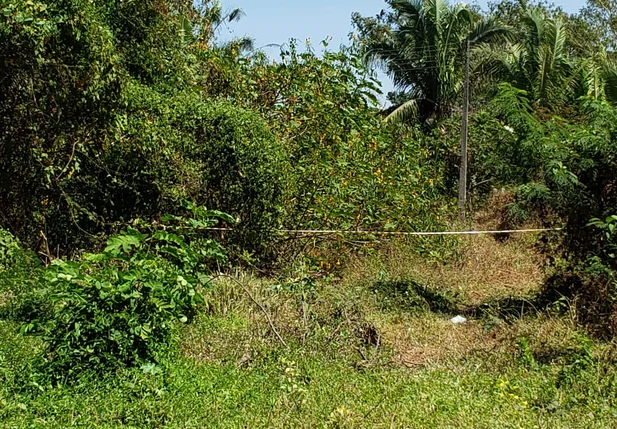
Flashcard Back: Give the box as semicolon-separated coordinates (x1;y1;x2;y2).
2;231;617;427
1;203;232;385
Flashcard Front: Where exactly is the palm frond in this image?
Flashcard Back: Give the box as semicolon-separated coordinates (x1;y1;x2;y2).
523;8;547;48
604;66;617;104
384;98;420;123
472;44;513;80
491;83;535;131
390;0;424;20
227;8;245;23
468;18;513;45
218;36;255;55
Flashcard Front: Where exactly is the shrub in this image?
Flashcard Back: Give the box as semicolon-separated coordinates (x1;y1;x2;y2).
209;40;451;236
543;216;617;338
109;85;287;259
1;0;281;261
0;229;23;271
167;93;286;257
23;204;231;380
470;93;617;335
0;229;49;323
0;0;124;250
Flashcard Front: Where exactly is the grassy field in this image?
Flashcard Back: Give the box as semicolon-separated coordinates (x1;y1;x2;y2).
2;234;617;428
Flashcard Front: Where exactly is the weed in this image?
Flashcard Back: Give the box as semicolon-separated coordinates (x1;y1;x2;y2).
18;204;230;382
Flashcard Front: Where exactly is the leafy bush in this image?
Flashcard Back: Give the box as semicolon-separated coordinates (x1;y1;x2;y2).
0;0;124;250
468;91;617;334
0;229;23;271
1;0;284;261
208;40;451;235
545;216;617;338
108;85;287;258
1;0;451;264
0;229;48;323
24;204;231;380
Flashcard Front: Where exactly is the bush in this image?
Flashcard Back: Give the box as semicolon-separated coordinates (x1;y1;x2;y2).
0;229;49;323
0;229;23;271
109;85;287;259
543;216;617;338
208;40;451;236
1;0;285;261
469;93;617;335
166;93;286;257
0;0;124;250
23;204;230;381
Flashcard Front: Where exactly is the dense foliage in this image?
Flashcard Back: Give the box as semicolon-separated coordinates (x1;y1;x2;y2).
0;0;455;263
353;0;510;122
352;0;617;335
2;0;617;390
0;0;285;258
1;203;231;382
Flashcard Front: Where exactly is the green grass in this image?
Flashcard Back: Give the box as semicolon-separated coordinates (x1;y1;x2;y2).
2;312;617;428
2;238;617;428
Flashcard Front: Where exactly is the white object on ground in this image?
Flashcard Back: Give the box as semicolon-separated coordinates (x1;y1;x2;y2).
450;315;467;324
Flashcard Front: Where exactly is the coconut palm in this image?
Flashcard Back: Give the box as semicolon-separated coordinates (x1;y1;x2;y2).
182;1;253;52
484;8;572;106
480;7;617;109
478;8;576;107
353;0;510;123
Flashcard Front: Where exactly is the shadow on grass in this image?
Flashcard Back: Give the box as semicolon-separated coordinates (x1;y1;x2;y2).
372;279;459;314
372;278;552;321
464;296;543;320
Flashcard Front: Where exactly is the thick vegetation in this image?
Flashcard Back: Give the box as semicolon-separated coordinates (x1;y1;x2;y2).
2;0;617;426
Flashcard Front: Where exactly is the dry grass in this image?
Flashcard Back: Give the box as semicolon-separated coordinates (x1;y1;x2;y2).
183;273;301;364
376;313;499;367
335;221;560;368
182;270;371;365
370;310;582;369
412;235;544;304
341;233;544;306
474;189;517;230
181;224;576;372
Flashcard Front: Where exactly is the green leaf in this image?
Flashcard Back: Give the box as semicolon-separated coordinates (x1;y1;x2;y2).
104;230;147;255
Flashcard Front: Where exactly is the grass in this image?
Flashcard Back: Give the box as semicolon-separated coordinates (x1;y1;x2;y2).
1;234;617;428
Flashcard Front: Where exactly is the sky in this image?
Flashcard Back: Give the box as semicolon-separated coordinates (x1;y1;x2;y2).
219;0;587;105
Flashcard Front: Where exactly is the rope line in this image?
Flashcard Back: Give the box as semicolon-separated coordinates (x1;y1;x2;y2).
205;227;563;236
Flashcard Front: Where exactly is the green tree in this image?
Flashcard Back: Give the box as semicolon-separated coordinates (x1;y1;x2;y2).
353;0;510;123
480;7;617;109
578;0;617;51
0;0;280;260
479;8;574;107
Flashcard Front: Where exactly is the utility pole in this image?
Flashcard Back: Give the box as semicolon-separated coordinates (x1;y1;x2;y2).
458;39;470;222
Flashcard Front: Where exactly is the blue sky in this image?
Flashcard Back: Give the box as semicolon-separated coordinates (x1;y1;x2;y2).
219;0;586;104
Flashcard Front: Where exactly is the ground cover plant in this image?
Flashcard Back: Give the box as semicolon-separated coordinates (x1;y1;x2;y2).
2;231;617;427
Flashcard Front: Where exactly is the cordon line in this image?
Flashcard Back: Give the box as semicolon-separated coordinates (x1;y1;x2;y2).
203;227;563;236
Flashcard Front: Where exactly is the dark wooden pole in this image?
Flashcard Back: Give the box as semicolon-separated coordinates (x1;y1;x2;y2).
458;39;470;222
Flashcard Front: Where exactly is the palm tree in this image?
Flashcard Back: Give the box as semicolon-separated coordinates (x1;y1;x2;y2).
183;1;253;52
575;51;617;104
478;8;575;108
480;7;617;109
353;0;510;123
